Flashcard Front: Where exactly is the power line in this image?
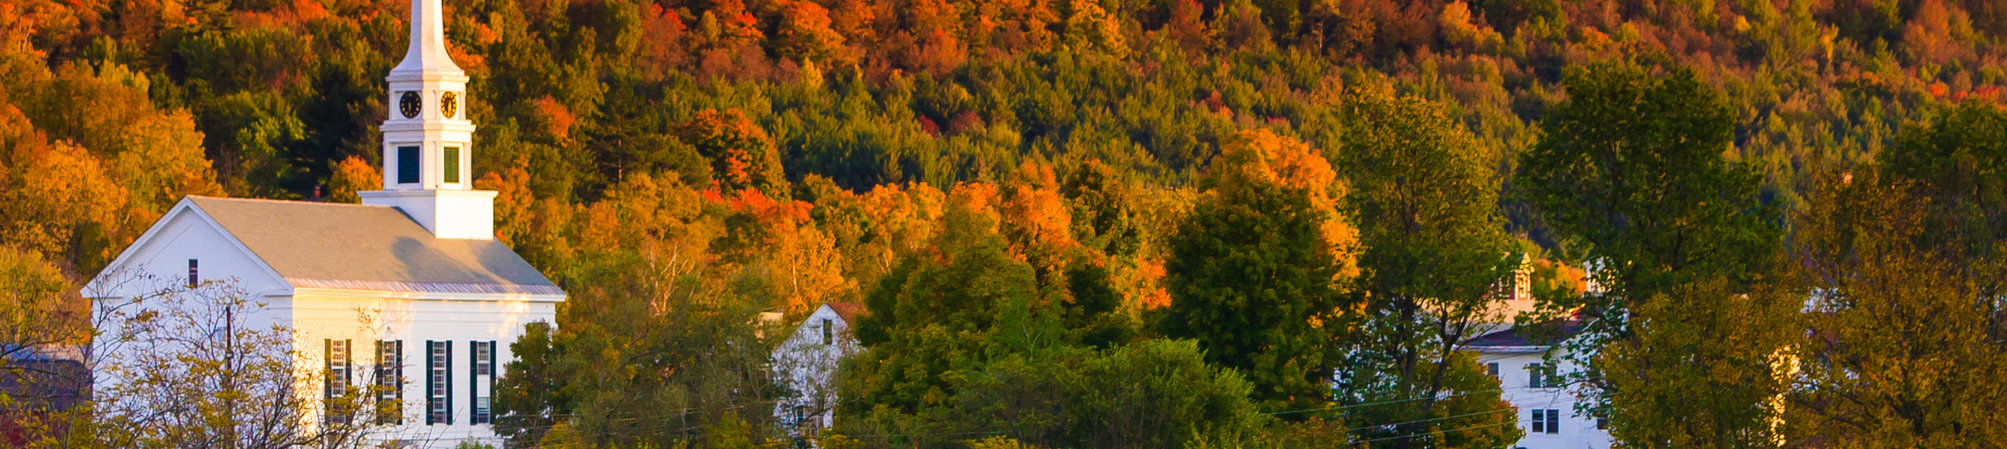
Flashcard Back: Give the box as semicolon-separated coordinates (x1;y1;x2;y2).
1267;389;1506;415
1348;420;1517;444
1342;408;1512;433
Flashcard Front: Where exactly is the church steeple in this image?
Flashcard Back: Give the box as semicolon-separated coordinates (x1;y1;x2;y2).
391;0;462;78
361;0;496;240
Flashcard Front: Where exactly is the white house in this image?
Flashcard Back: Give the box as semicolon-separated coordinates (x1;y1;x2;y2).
1469;256;1611;449
771;302;865;439
82;0;564;445
1463;255;1610;449
1470;323;1612;449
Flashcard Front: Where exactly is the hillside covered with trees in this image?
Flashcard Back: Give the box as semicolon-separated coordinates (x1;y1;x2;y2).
3;0;2007;447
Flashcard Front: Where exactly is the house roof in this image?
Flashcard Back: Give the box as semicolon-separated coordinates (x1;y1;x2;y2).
186;196;561;296
1466;321;1586;348
0;359;88;411
826;302;868;323
0;346;89;412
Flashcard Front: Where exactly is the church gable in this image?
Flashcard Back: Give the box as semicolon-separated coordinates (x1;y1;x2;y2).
84;199;290;300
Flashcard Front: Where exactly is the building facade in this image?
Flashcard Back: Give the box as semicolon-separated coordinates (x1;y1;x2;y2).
1471;255;1611;449
83;0;561;445
771;303;865;440
1470;324;1613;449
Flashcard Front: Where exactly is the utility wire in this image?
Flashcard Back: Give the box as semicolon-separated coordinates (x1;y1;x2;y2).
1342;408;1512;433
1267;388;1507;415
1350;421;1520;445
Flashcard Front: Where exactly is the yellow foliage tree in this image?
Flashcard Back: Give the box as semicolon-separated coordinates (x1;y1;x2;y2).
721;187;852;316
112;110;222;213
1;137;137;275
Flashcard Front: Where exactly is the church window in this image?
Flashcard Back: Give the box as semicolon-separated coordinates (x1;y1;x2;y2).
398;146;421;184
444;146;461;184
427;340;452;425
187;259;198;288
325;339;351;423
376;340;404;425
471;341;494;424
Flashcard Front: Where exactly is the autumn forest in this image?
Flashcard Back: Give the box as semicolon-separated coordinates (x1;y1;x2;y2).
3;0;2007;447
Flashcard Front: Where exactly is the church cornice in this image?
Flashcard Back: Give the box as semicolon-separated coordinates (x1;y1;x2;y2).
291;285;566;303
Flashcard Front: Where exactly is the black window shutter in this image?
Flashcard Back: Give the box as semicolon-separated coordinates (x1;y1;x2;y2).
445;341;454;425
487;341;497;423
324;339;333;403
468;340;477;423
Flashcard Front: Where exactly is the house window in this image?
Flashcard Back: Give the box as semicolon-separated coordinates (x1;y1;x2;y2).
397;146;421;184
1485;362;1498;378
821;318;834;345
1597;417;1609;430
187;259;199;288
443;146;461;184
1528;363;1557;389
426;340;452;425
376;340;404;425
1529;409;1560;434
325;339;351;423
471;341;494;424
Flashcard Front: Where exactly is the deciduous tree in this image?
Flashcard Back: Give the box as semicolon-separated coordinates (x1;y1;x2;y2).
679;109;788;195
1515;63;1782;432
1334;91;1520;449
1786;170;2007;446
1159;129;1352;412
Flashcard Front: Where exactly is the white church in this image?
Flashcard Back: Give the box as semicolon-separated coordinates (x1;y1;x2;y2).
83;0;563;445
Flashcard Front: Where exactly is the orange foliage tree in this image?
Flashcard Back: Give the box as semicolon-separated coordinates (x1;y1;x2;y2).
1208;128;1357;275
678;109;787;194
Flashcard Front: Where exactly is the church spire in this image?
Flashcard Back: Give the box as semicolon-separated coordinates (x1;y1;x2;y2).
362;0;495;240
390;0;462;78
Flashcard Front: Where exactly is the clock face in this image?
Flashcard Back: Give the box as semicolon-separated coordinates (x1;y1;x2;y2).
399;91;422;119
440;92;459;119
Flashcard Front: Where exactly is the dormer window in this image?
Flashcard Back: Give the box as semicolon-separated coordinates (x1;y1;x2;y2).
397;146;421;184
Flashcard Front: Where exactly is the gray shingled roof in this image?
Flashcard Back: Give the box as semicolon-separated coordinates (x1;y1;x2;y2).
1466;321;1585;348
187;196;562;296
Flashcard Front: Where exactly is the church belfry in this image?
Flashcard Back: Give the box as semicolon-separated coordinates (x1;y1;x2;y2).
361;0;496;240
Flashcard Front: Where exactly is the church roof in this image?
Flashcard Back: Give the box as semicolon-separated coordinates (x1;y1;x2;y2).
186;196;561;296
